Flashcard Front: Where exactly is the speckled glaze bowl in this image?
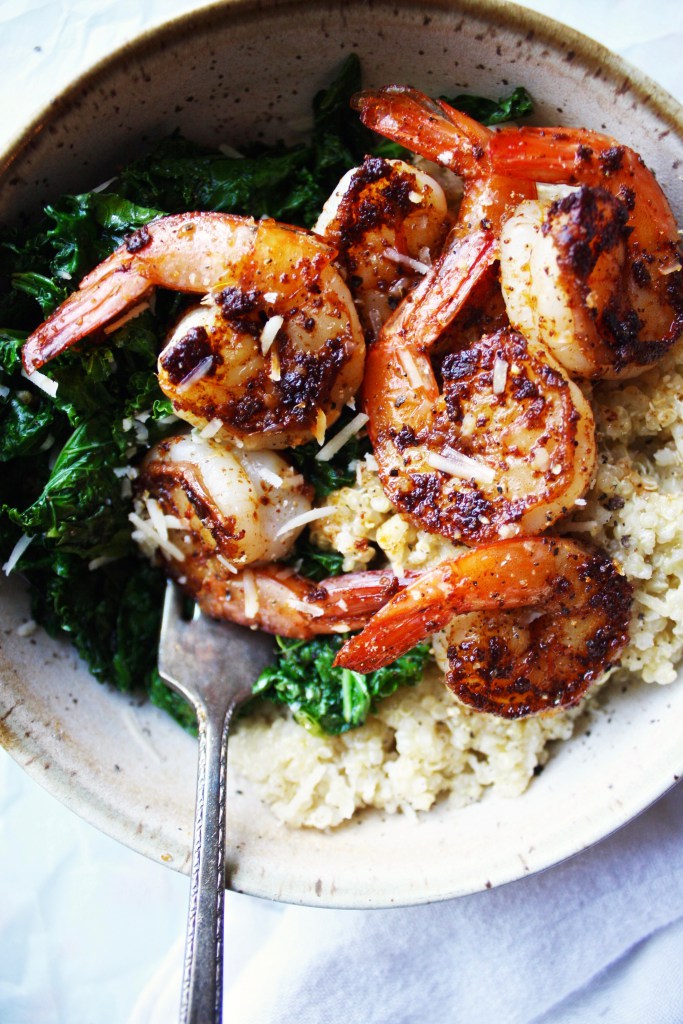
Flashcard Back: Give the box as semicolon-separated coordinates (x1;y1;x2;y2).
1;0;683;908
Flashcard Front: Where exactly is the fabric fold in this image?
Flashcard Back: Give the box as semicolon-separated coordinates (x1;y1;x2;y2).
220;783;683;1024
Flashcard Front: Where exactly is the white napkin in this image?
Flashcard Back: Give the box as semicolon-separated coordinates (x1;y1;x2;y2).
223;778;683;1019
126;781;683;1024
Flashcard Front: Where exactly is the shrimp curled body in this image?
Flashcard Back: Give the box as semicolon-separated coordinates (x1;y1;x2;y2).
490;127;683;378
23;213;366;448
364;230;597;544
315;155;449;340
134;435;413;638
336;537;633;719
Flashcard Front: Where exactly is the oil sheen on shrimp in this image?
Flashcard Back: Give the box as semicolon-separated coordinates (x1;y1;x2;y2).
490;127;683;378
134;435;414;638
315;156;449;340
22;213;366;448
335;537;633;719
364;229;597;544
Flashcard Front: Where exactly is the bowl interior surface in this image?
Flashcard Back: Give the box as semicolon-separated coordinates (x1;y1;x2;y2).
1;0;682;908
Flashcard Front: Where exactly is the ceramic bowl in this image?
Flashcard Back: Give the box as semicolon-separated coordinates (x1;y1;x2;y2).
1;0;682;908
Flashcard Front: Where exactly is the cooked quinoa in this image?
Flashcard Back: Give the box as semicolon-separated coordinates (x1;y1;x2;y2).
229;341;683;829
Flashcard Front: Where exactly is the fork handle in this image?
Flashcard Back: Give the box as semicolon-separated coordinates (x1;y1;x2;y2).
180;703;232;1024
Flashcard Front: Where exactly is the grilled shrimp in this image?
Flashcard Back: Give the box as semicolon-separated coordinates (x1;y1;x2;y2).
335;537;632;719
22;213;365;448
352;85;537;234
489;128;683;378
315;156;449;340
364;229;597;544
133;434;414;637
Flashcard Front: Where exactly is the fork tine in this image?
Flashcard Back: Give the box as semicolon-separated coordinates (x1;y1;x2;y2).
158;578;275;707
159;580;191;692
162;578;186;632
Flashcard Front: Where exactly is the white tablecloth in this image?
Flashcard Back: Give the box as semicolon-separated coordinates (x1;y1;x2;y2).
2;1;683;1021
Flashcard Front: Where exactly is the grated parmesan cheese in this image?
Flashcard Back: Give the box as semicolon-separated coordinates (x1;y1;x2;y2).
21;368;58;398
384;246;430;275
397;349;426;390
88;555;121;571
287;597;325;617
176;355;213;393
217;143;245;159
426;450;496;484
129;511;185;561
103;300;151;335
92;176;118;193
492;357;509;395
315;412;369;463
254;465;284;488
3;533;34;576
145;497;169;543
198;417;224;439
275;505;337;539
242;570;259;618
260;314;284;355
217;553;238;574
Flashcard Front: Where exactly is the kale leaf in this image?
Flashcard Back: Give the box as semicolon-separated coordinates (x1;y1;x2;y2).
285;537;345;582
3;192;163;322
441;85;533;126
148;668;198;733
253;634;431;735
27;555;165;693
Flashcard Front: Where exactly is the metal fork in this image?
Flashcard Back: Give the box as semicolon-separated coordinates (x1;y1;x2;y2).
158;581;275;1024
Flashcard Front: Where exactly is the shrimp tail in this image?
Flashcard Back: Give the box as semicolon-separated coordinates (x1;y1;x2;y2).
352;86;537;233
352;85;491;175
488;126;680;246
22;260;152;373
335;541;549;672
191;565;419;640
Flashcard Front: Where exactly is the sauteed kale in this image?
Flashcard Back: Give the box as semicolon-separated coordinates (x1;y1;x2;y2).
0;56;532;732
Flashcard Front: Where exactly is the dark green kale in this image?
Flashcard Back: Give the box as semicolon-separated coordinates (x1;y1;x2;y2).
2;193;164;323
253;635;431;735
117;136;315;224
29;556;165;691
285;537;345;582
0;311;175;704
148;668;198;733
287;405;372;499
441;86;533;126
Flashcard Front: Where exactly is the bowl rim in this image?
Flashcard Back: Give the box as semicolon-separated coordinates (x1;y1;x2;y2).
2;0;683;193
1;0;683;908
